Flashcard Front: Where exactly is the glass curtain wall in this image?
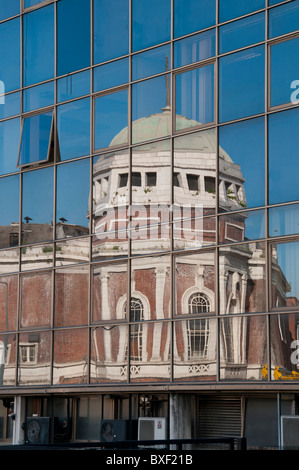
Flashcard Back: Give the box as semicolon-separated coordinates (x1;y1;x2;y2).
0;0;298;388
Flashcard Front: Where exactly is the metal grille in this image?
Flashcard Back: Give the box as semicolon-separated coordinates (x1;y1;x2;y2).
197;396;242;439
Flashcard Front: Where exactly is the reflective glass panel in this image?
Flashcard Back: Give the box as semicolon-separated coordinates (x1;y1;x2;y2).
0;118;20;175
0;92;20;120
18;111;53;166
174;318;217;381
219;12;265;54
270;37;299;108
92;261;128;322
24;0;48;7
20;271;52;328
0;18;20;93
174;129;217;221
55;237;90;267
132;45;170;81
132;0;171;52
57;0;90;76
0;175;19;249
23;5;54;86
90;324;128;383
94;89;128;150
53;328;89;385
173;216;216;251
268;107;299;205
219;242;266;314
131;255;171;319
174;0;216;38
57;70;90;103
0;0;19;21
269;0;299;39
21;243;54;272
219;46;265;123
131;140;171;255
93;58;129;93
92;150;129;259
219;117;265;210
22;167;54;244
175;64;214;130
132;75;171;144
174;251;215;315
56;159;90;238
0;247;19;275
54;265;89;327
174;29;216;69
220;315;267;381
18;331;51;385
219;0;265;23
129;321;171;383
0;333;16;387
0;275;18;331
57;98;90;161
269;204;299;237
23;82;54;113
219;210;266;244
94;0;129;64
271;241;299;309
270;314;299;381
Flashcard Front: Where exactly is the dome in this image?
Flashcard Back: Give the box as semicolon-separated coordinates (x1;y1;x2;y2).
109;109;233;163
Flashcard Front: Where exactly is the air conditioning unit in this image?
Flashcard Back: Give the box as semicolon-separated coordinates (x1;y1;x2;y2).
138;417;167;445
99;419;129;442
25;417;52;445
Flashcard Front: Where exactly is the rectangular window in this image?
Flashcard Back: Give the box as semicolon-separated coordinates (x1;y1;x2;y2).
131;172;142;187
23;4;54;86
270;36;299;108
57;0;90;76
94;0;129;64
132;45;170;81
219;0;265;23
271;241;299;309
187;319;209;360
23;81;54;113
269;0;299;39
132;0;171;52
175;63;214;131
119;173;128;188
132;75;171;144
174;29;216;69
174;0;216;38
219;45;265;123
18;111;54;167
19;344;37;364
268;107;299;205
94;58;129;93
0;0;19;21
187;174;199;191
57;97;90;161
57;70;90;103
94;88;128;150
0;17;20;93
219;12;265;54
146;172;157;187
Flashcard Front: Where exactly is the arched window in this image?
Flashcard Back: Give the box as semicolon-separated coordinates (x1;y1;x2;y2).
188;292;210;314
187;293;210;360
124;298;144;361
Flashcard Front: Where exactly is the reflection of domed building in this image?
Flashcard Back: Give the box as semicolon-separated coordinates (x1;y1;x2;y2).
90;110;272;384
0;108;295;446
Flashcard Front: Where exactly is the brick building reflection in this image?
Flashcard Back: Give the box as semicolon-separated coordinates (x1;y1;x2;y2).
0;112;297;387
